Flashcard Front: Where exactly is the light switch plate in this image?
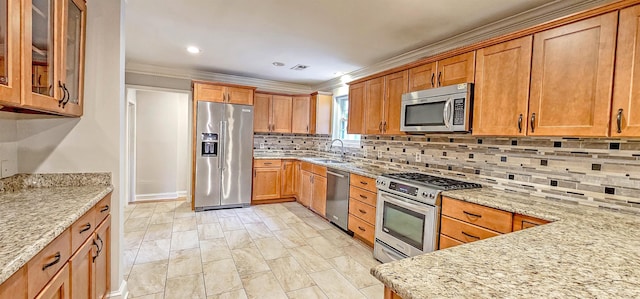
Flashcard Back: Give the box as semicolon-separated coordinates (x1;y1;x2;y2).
415;152;421;162
377;151;382;158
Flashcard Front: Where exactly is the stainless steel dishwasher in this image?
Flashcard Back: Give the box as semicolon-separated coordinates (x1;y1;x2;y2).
325;167;350;231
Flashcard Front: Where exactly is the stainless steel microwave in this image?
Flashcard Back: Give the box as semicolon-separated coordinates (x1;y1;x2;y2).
400;83;473;133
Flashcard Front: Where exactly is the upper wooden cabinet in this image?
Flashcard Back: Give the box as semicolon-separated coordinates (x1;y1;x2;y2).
347;82;365;134
408;52;475;92
528;12;617;137
612;4;640;137
383;70;408;135
364;77;385;134
193;81;255;105
311;92;332;135
473;36;533;136
0;0;21;107
291;95;311;133
253;93;292;133
359;71;408;135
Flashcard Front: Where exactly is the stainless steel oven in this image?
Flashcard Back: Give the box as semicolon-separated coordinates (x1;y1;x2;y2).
400;83;473;133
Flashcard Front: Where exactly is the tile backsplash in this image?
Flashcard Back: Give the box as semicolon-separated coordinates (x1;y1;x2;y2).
254;133;640;214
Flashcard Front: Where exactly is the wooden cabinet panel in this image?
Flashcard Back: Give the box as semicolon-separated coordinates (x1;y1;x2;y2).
294;161;302;197
70;237;95;299
348;198;376;225
71;208;96;254
28;230;71;299
512;214;550;231
349;185;376;207
94;216;110;299
35;264;70;299
350;174;377;193
440;215;500;243
408;62;436;92
313;93;333;135
473;36;532;136
299;171;313;207
348;214;375;245
311;175;327;217
347;82;366;134
226;86;254;105
281;160;296;198
529;13;617;137
612;5;640;137
0;0;21;106
58;0;87;117
312;164;326;177
0;267;26;299
194;83;225;103
384;286;403;299
291;96;311;133
437;52;475;86
442;197;512;234
300;162;313;172
253;93;271;133
364;77;385;134
254;159;281;168
94;194;111;225
383;71;408;135
252;167;281;201
271;95;292;133
439;234;463;250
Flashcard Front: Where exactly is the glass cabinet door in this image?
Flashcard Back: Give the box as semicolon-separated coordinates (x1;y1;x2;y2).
31;0;55;97
0;0;8;86
0;0;20;104
62;0;84;107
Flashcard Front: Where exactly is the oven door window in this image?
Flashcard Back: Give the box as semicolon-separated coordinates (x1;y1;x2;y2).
404;101;445;126
382;201;426;250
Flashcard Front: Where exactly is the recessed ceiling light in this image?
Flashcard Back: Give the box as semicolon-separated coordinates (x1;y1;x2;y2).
272;62;285;67
187;46;201;54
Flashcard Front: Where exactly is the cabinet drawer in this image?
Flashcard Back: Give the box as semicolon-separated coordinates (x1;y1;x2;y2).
348;215;375;245
350;174;377;193
71;208;96;253
513;214;550;231
312;164;326;177
301;161;313;172
95;193;112;225
439;234;463;250
349;185;376;207
27;229;71;299
348;198;376;225
254;159;281;168
442;196;512;233
441;215;499;244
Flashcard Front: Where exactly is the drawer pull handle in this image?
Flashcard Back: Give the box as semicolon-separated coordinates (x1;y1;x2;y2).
79;223;92;233
42;252;61;271
463;211;482;218
358;226;366;232
360;181;368;185
461;231;480;240
100;205;110;213
359;194;368;199
264;162;272;165
521;220;540;228
358;209;367;214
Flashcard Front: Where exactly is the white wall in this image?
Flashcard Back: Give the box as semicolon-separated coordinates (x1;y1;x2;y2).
134;90;189;200
0;112;18;178
16;0;126;296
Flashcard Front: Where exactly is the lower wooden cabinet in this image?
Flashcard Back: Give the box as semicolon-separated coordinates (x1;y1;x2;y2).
252;167;281;201
36;264;70;299
310;175;327;217
70;238;95;299
295;162;327;217
384;286;402;299
94;216;111;299
280;160;297;198
348;175;378;246
512;214;549;231
0;267;27;299
299;170;313;207
252;159;298;204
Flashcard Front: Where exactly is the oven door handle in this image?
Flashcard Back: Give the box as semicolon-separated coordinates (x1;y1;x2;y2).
443;98;453;129
378;241;408;261
379;192;435;213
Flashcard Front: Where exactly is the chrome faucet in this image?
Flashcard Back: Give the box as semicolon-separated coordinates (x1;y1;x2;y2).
330;139;345;160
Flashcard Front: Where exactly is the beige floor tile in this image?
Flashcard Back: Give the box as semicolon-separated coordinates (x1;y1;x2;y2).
306;236;346;259
211;289;247;299
170;230;200;251
154;201;178;212
318;228;353;247
167;248;203;278
144;223;173;241
200;238;232;262
164;273;206;299
173;217;197;232
253;237;290;260
216;209;238;218
150;212;175;224
224;230;254;250
301;216;333;230
267;256;315;292
135;239;171;264
272;229;307;248
237;212;262;224
278;210;303;224
252;207;279;218
262;216;290;231
329;255;381;289
220;216;245;231
130;207;156;219
290;222;322;238
243;223;274;240
286;286;328;299
128;261;168;297
343;244;381;269
124;230;146;250
129;292;164;299
125;217;151;233
288;207;316;218
359;284;385;299
203;259;243;295
198;223;225;240
309;269;367;299
240;271;288;299
231;246;270;275
196;210;219;224
124;204;137;213
287;246;332;273
123;248;139;277
174;208;196;219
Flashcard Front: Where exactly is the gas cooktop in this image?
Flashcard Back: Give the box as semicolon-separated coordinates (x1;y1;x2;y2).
381;172;482;190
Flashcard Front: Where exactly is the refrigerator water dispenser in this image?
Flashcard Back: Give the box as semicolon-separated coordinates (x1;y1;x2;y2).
201;133;218;156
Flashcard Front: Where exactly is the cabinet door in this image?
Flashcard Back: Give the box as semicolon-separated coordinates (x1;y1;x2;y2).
364;77;385;135
437;52;475;87
408;62;436;92
58;0;86;116
347;82;365;134
194;83;225;102
0;0;21;106
252;167;281;201
383;71;407;135
280;160;296;197
311;175;327;217
0;267;27;299
612;5;640;137
291;96;311;133
314;94;332;135
529;13;617;137
298;171;313;207
70;236;95;299
35;264;70;299
512;214;549;231
253;93;271;132
271;95;292;133
94;215;110;299
226;86;254;105
473;36;533;136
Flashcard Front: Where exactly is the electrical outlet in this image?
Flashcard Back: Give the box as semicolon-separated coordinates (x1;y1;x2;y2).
260;143;265;149
415;152;421;162
363;149;367;157
377;151;382;158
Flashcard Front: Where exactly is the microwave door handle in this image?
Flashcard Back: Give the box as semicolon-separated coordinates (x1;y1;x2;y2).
443;98;453;129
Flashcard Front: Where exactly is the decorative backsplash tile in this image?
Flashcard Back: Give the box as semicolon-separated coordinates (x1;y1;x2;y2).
255;133;640;214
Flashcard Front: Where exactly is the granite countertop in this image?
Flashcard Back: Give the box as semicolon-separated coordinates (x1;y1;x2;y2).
254;153;387;179
372;188;640;298
0;179;113;284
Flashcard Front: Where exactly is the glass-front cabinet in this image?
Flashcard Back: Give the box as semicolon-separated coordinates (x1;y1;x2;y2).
60;0;86;116
0;0;21;106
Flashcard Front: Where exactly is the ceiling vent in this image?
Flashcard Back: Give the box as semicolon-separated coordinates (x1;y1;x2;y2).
290;64;309;71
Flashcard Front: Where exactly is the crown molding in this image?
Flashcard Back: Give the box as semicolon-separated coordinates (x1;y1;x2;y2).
312;0;615;92
125;62;314;94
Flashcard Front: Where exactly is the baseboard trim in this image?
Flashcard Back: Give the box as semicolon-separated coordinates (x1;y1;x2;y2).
135;192;185;201
108;280;128;299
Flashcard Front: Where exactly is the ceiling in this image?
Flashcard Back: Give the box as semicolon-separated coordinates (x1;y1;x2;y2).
125;0;559;85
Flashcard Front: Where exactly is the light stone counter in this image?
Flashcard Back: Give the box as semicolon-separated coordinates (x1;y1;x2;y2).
254;153;388;179
371;188;640;298
0;174;113;285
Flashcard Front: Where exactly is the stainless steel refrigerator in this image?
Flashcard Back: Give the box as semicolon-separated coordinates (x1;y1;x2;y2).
194;101;253;211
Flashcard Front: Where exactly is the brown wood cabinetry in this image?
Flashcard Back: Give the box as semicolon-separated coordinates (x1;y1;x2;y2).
408;52;475;92
94;216;110;299
347;82;366;134
612;4;640;137
0;267;27;299
254;93;271;132
350;71;407;136
348;174;377;246
281;160;297;198
291;96;311;133
473;36;533;136
364;77;385;134
253;93;292;133
28;230;71;299
0;0;21;107
299;170;313;207
193;81;255;105
311;175;327;217
408;62;436;92
296;162;327;217
252;159;298;204
528;13;617;137
384;286;402;299
252;166;282;201
70;237;95;299
35;264;70;299
383;71;407;135
512;214;550;231
311;92;333;135
439;234;463;250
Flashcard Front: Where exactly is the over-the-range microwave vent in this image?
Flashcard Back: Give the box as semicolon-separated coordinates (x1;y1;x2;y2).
290;64;310;71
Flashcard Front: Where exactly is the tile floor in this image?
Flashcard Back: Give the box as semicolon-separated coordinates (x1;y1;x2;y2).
123;200;384;299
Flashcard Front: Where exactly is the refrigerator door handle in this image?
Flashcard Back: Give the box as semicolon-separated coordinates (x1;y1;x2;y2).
218;121;224;169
